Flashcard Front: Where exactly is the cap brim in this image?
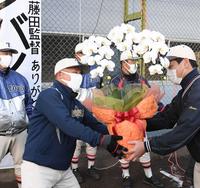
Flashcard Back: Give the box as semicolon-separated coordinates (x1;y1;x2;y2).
65;64;90;74
0;48;18;54
166;56;177;61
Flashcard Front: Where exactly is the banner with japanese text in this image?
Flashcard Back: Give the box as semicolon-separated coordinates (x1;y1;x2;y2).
0;0;41;104
0;0;41;168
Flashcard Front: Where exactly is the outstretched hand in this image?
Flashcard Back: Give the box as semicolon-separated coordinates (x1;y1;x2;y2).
125;140;145;161
145;84;165;103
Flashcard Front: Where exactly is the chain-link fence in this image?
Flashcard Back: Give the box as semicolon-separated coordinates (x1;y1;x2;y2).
42;0;124;82
41;0;200;103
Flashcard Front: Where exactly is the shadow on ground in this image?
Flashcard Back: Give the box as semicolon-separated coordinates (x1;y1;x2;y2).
0;147;190;188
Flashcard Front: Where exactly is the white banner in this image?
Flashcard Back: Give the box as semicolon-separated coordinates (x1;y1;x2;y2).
0;0;41;168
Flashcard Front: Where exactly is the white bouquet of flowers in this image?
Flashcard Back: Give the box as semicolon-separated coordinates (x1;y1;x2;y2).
77;23;170;77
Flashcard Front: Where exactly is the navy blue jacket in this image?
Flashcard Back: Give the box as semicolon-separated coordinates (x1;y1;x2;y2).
23;80;108;170
146;69;200;162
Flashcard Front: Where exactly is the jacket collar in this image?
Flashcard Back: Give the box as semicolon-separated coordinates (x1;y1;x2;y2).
122;72;140;82
53;80;78;99
0;67;10;76
180;68;199;90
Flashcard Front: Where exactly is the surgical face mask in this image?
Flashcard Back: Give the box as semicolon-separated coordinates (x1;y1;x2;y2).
167;69;182;85
125;61;138;74
61;72;83;92
0;55;12;68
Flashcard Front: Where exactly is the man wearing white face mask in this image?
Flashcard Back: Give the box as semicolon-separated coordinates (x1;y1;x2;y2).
111;50;164;188
126;45;200;188
71;43;102;183
21;58;127;188
166;58;184;85
0;41;32;188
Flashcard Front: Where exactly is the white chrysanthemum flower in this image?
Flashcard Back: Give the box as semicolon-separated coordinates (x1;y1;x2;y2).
160;57;170;68
90;69;99;78
121;23;135;34
96;66;104;77
150;42;160;54
150;50;158;62
132;50;139;59
114;33;124;44
123;40;133;50
120;50;133;61
141;29;152;39
108;26;124;44
98;46;114;59
120;23;128;33
105;48;114;59
140;38;154;50
125;32;135;42
94;54;103;64
155;64;164;74
143;51;152;64
107;26;119;39
150;42;169;55
98;59;108;68
79;55;90;65
90;66;105;78
149;51;158;65
95;36;104;47
82;44;93;56
151;31;165;42
107;60;115;71
98;46;107;57
149;64;163;75
139;44;149;54
88;35;96;42
116;42;126;51
88;56;95;66
134;44;148;55
159;43;169;55
126;24;136;34
102;38;112;46
132;32;143;44
89;42;98;53
148;65;156;75
98;59;115;72
82;39;99;54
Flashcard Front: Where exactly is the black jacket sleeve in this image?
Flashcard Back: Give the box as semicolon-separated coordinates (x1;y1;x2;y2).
146;95;180;131
82;104;109;135
145;86;200;155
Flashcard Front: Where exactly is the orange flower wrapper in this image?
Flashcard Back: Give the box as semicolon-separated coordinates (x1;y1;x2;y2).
92;94;158;151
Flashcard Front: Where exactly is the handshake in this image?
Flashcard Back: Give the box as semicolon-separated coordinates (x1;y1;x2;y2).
99;135;128;159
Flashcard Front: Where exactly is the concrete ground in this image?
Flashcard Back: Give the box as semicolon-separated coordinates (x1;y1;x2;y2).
0;147;191;188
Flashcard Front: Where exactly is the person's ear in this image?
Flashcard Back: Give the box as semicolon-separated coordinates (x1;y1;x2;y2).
55;72;61;80
184;58;191;68
56;72;63;79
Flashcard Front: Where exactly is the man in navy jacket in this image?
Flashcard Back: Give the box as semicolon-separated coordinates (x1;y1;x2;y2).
127;45;200;188
21;58;126;188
